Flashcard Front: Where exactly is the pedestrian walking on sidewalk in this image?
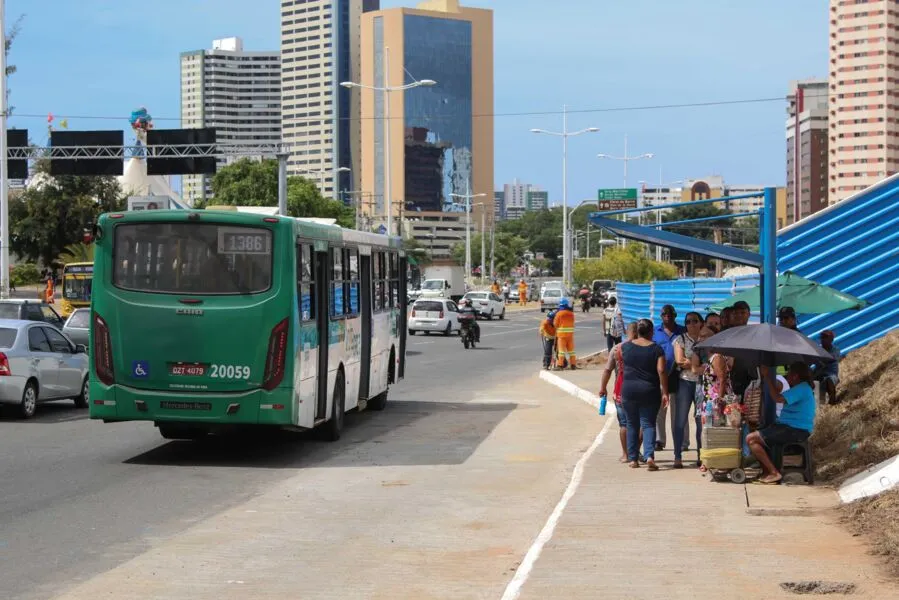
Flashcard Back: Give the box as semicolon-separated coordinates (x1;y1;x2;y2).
672;312;703;469
620;319;669;470
652;305;684;451
539;310;557;369
599;321;640;462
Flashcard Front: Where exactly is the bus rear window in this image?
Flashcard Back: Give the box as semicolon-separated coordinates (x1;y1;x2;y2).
113;223;273;295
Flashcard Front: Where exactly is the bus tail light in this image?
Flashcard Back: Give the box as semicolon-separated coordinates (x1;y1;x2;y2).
93;313;115;385
0;353;10;376
262;318;289;391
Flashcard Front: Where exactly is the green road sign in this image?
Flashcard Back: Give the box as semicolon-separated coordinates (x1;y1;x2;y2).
597;188;638;210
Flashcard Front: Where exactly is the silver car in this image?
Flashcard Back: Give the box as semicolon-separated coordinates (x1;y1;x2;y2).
62;308;90;348
0;319;89;419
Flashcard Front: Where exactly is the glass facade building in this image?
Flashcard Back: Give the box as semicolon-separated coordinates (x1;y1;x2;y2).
402;15;473;213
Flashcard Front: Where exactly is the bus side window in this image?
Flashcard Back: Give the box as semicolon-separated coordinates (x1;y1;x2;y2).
389;252;399;308
373;251;384;312
347;248;359;316
330;247;345;318
297;244;315;322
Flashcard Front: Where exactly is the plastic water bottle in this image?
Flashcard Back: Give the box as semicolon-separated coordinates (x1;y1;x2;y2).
599;395;608;416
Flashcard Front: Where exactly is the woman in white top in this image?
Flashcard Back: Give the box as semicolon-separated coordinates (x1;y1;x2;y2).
672;311;703;469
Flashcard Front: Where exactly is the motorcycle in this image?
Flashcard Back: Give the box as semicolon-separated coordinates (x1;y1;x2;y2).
579;294;592;313
460;318;477;349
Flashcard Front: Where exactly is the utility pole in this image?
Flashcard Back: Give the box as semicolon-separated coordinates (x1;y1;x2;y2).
489;222;495;280
480;211;486;286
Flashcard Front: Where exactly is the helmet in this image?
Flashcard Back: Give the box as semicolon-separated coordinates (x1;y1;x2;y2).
547;310;557;321
458;299;469;307
559;298;571;309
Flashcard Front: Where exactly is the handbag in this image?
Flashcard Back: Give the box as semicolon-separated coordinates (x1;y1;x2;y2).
743;379;763;428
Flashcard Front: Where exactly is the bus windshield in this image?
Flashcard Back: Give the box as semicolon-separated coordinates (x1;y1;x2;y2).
113;222;273;295
64;276;92;301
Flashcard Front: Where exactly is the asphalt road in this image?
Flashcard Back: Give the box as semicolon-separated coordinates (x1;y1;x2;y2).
0;307;605;600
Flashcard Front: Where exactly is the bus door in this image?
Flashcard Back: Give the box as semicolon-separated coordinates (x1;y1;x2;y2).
314;250;330;421
358;252;372;400
398;255;408;380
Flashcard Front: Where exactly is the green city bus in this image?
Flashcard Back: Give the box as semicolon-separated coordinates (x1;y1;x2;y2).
88;209;407;440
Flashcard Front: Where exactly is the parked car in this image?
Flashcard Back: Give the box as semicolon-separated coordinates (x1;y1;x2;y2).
0;300;65;330
62;308;90;348
408;298;461;336
0;319;90;418
462;291;505;320
540;288;566;312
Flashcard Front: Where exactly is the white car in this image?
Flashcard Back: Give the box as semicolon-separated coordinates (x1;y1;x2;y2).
540;288;569;313
0;319;90;418
462;291;505;320
408;298;461;336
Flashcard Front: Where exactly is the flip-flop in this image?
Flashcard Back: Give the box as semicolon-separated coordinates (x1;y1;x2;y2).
646;461;659;472
754;475;783;485
628;461;640;469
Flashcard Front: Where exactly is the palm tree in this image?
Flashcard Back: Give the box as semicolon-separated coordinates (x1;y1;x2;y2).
56;243;94;265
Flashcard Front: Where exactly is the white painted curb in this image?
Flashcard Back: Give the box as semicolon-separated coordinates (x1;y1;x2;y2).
539;369;603;411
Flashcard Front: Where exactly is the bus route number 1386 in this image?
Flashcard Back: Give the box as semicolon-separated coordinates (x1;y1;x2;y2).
209;364;251;379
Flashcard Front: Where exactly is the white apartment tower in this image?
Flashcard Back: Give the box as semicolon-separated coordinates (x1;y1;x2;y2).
828;0;899;204
180;37;281;206
280;0;379;199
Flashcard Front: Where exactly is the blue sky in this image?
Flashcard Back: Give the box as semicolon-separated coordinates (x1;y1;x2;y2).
7;0;827;202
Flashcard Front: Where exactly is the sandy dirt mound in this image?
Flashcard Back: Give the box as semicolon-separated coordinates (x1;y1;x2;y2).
812;330;899;574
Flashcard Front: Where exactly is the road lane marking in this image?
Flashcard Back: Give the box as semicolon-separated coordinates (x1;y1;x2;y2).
500;417;614;600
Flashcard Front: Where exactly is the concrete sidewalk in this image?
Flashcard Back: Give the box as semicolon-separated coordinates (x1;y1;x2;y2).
526;370;899;599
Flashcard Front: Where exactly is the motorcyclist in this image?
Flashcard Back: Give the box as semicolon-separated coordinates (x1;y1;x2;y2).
578;284;591;311
457;299;481;343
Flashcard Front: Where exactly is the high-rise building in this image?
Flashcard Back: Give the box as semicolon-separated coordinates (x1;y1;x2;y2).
180;37;280;206
828;0;898;204
494;181;547;221
527;188;548;211
786;79;828;226
360;0;494;234
280;1;379;200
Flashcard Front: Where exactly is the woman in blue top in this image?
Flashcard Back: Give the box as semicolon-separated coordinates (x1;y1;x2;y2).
620;319;670;471
746;362;817;484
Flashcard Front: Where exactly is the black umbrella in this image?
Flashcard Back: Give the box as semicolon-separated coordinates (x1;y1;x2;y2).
694;324;835;367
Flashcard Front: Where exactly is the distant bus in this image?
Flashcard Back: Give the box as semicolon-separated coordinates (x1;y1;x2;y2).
60;262;93;317
88;209;407;440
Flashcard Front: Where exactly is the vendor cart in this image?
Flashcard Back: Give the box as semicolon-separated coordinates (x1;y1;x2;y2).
700;426;746;484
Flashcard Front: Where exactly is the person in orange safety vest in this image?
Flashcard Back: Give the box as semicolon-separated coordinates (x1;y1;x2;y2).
539;310;557;369
518;279;528;306
553;298;576;369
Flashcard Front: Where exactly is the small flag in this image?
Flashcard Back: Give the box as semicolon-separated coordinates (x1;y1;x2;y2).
58;119;68;129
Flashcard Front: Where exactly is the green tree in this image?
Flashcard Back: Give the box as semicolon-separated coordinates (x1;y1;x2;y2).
56;242;94;264
451;232;527;276
5;14;24;114
573;244;677;284
10;161;125;265
402;237;432;268
210;158;354;228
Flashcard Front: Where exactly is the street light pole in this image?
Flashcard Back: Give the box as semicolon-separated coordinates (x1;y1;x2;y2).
450;189;486;290
530;108;599;288
481;210;486;285
341;51;436;238
0;0;9;299
598;134;654;248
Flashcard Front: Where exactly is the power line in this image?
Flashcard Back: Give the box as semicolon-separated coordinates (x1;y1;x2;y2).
9;94;794;126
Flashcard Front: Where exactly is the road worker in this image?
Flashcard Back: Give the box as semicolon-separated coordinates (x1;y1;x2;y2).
553;298;577;370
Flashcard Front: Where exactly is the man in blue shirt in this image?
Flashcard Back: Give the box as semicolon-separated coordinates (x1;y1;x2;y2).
746;362;817;485
813;330;842;405
652;305;685;451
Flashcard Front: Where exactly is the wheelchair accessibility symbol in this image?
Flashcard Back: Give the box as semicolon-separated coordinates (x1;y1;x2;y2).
132;360;149;378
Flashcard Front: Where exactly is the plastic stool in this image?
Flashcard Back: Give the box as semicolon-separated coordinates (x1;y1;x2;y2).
771;439;814;485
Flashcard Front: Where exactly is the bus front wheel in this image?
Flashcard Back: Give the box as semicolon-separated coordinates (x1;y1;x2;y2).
321;371;345;442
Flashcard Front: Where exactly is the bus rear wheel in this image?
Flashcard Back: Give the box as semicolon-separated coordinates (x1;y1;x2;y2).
321;371;345;442
158;424;209;441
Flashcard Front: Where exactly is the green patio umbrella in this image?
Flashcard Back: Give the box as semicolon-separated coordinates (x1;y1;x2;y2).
707;271;869;314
